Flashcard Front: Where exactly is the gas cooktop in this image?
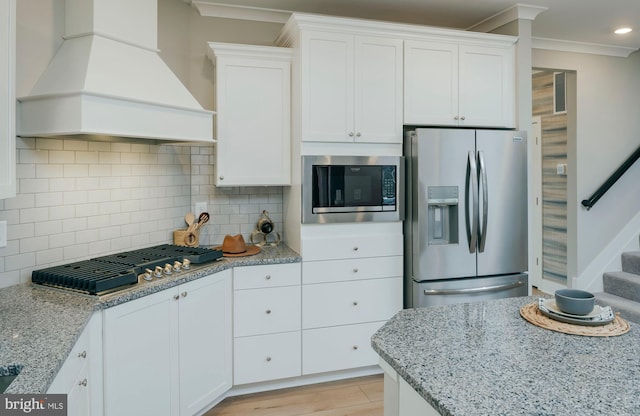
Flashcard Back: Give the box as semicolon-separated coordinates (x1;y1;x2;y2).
31;244;223;296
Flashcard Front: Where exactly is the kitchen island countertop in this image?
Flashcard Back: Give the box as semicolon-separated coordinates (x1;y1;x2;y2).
372;296;640;416
0;244;300;394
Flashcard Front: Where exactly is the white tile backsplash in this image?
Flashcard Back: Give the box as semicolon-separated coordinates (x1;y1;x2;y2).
0;139;284;288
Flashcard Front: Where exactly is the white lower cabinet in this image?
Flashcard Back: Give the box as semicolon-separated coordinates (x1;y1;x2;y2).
234;285;301;337
102;270;232;416
178;272;233;415
398;377;440;416
47;313;102;416
233;263;302;385
302;277;402;328
379;358;440;416
234;331;301;385
302;321;384;375
300;223;404;376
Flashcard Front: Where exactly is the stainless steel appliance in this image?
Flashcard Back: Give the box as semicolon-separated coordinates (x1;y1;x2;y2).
31;245;223;296
302;155;403;224
405;128;528;308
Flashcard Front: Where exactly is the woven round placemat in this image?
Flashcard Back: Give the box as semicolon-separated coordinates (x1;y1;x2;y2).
520;302;630;337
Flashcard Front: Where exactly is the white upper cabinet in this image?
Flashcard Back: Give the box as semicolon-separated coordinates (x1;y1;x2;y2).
300;31;403;144
208;43;292;186
0;0;16;200
404;39;515;128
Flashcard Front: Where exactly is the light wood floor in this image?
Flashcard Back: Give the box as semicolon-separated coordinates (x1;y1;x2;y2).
204;375;383;416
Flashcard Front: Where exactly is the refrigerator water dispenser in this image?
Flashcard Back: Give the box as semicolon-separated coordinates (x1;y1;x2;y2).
427;186;458;245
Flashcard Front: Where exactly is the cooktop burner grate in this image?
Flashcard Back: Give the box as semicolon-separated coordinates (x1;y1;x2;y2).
31;259;138;294
32;244;223;295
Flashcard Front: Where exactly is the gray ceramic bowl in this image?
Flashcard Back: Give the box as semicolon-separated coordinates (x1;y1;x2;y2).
555;289;595;315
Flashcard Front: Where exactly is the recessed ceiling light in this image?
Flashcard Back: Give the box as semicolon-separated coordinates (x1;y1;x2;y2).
614;27;632;35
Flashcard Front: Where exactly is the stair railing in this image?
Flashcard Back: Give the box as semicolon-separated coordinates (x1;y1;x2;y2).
581;145;640;210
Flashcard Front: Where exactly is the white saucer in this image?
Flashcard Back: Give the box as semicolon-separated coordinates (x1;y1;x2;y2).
541;298;602;319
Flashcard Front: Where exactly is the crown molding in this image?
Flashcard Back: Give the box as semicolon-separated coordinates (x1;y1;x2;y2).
532;37;638;58
190;1;291;23
467;4;547;33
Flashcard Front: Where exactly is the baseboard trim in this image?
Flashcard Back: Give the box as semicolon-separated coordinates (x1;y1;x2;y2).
227;365;382;397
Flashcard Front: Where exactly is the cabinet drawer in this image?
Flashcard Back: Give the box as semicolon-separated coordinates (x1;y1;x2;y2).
302;322;383;375
234;331;301;385
234;286;301;337
234;263;301;290
303;255;402;284
302;277;402;329
302;233;402;261
48;315;93;394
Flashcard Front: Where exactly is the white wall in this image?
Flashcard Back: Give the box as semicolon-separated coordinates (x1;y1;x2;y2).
532;49;640;282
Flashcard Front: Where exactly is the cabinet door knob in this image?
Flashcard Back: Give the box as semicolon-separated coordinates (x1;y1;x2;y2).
266;309;272;314
460;116;466;121
348;132;354;137
173;294;180;300
181;291;188;298
454;115;459;120
219;176;224;180
353;301;358;306
266;356;272;362
353;246;359;251
356;132;361;137
352;345;359;350
79;379;88;387
352;268;358;273
265;275;271;280
78;350;87;359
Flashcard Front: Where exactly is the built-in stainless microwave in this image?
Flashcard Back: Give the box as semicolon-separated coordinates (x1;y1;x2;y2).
302;155;404;224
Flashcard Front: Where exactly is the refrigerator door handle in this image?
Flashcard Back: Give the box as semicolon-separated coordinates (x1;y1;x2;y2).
423;280;527;296
465;151;479;253
478;151;488;253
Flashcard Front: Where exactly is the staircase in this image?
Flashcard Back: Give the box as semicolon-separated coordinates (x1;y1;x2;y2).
594;251;640;324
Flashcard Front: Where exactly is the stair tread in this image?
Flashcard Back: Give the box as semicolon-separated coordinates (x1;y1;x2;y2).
603;271;640;302
603;270;640;280
594;292;640;324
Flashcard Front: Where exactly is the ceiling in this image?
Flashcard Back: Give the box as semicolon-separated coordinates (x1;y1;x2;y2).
192;0;640;52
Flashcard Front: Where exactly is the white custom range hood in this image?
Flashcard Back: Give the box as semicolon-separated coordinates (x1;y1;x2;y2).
17;0;213;142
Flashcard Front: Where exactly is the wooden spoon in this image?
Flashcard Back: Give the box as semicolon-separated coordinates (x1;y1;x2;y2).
193;212;210;231
185;212;195;231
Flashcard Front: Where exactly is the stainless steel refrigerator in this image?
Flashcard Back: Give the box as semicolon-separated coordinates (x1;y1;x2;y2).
404;128;528;308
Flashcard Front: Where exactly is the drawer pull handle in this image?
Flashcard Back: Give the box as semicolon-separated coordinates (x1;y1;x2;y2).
181;291;188;298
266;357;272;362
79;379;88;387
353;301;358;306
352;345;358;350
266;309;272;314
78;351;87;359
353;268;358;273
265;275;271;280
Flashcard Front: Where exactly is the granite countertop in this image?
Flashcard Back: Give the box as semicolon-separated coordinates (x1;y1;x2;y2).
372;296;640;416
0;244;300;394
